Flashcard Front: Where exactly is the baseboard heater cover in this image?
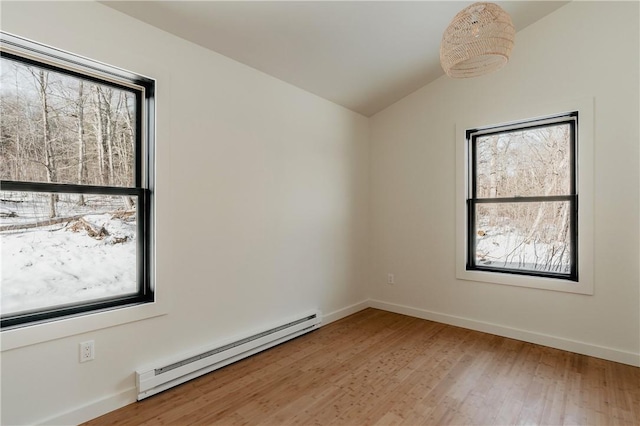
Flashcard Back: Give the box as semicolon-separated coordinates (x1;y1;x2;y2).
136;310;322;400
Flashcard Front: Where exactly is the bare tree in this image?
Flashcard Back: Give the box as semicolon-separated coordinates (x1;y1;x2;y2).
93;86;108;185
34;69;57;218
475;125;572;272
77;80;87;206
2;58;138;216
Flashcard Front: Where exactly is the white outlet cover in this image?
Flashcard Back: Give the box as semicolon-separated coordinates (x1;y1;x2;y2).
80;340;95;363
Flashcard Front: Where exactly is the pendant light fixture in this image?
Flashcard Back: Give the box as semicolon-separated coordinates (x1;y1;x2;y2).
440;2;515;78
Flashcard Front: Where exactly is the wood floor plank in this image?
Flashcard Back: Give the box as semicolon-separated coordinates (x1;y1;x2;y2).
84;309;640;426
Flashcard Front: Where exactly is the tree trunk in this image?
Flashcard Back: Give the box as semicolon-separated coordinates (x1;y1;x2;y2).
14;73;21;181
38;70;57;218
77;80;86;206
100;88;116;186
93;86;107;185
96;88;122;187
487;136;499;227
123;93;135;184
488;136;499;198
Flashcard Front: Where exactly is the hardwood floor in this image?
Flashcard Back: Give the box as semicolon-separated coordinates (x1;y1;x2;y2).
85;309;640;425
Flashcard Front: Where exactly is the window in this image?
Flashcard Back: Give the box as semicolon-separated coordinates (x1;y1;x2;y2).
0;33;155;329
465;113;577;281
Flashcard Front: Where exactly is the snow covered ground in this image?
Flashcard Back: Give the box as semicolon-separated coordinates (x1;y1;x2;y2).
475;225;571;274
1;193;137;315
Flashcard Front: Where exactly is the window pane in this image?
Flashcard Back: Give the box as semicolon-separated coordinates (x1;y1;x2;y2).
475;124;571;198
475;201;571;274
0;57;137;187
1;191;138;315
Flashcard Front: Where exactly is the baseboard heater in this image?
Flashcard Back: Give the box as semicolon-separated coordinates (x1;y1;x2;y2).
136;310;322;400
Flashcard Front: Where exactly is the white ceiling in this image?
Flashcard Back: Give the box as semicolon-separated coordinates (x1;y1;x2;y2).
102;1;569;117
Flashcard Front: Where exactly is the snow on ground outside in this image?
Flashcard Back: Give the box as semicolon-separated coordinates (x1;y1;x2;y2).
475;225;571;274
1;195;137;315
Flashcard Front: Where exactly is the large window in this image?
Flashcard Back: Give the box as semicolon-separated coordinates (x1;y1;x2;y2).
466;113;577;281
0;33;154;329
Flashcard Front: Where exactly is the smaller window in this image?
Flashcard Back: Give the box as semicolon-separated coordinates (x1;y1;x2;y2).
466;113;577;281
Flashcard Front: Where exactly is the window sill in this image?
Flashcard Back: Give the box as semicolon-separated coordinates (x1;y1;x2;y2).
456;268;593;295
1;297;168;351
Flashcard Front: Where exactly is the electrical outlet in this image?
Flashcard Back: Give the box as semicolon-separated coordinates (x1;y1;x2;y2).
79;340;95;363
387;273;395;285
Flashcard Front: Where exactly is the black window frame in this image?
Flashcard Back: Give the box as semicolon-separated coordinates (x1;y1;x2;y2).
466;112;578;281
0;32;155;329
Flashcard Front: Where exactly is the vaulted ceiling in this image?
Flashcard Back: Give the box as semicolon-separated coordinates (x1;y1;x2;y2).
103;1;569;117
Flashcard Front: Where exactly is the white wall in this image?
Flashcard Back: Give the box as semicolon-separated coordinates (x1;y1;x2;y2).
3;1;640;424
0;2;370;424
370;1;639;364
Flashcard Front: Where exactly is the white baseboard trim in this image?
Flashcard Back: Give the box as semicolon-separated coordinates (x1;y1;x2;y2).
37;386;137;426
322;300;370;325
369;299;640;367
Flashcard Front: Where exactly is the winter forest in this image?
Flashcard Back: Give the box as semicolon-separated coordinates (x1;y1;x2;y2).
1;56;139;315
473;123;574;275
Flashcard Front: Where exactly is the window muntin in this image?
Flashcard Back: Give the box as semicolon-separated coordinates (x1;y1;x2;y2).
466;114;577;281
0;33;154;329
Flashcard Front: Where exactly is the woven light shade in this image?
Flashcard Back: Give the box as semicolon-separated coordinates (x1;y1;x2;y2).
440;2;515;78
